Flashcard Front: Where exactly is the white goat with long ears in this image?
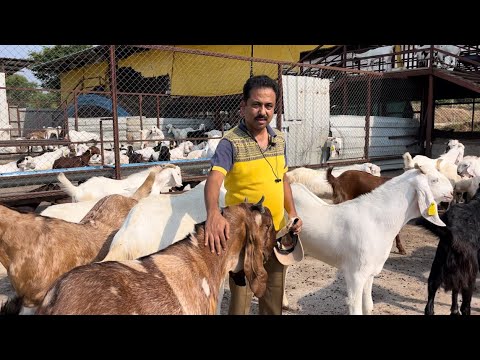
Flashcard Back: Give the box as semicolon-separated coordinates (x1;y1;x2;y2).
41;165;184;223
457;156;480;178
291;164;453;314
403;140;464;170
57;165;182;202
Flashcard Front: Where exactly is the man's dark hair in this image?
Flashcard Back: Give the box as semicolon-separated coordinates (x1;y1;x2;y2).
242;75;279;102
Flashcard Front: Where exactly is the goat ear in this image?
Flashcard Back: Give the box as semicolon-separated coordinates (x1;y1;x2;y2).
403;152;414;169
467;166;476;177
415;176;446;227
243;219;268;298
415;163;429;175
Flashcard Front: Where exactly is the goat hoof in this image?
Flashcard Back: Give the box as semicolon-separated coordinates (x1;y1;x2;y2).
450;311;460;316
424;307;434;315
398;249;407;255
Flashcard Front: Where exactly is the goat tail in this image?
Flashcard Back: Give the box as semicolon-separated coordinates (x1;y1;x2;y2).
131;168;159;200
326;167;337;187
0;296;23;315
57;172;78;198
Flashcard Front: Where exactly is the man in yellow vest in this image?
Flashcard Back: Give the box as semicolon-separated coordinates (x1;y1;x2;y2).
204;75;303;315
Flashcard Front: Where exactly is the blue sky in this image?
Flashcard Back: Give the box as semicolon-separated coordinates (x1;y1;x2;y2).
0;45;50;84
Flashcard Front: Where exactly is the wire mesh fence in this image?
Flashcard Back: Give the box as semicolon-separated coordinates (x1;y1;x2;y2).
435;100;480;132
0;45;424;202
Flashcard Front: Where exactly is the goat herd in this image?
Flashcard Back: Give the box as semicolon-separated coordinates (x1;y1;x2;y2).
0;124;227;174
0;139;479;315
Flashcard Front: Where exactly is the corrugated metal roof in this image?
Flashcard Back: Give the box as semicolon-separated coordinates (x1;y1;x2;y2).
0;58;35;75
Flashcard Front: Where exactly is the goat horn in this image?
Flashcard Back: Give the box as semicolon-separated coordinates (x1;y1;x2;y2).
251;195;265;214
255;195;265;206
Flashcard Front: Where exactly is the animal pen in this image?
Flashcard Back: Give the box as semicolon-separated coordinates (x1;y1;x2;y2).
3;44;477;206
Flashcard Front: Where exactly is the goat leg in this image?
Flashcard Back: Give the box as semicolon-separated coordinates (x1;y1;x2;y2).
425;244;448;315
460;287;473;315
450;290;460;315
395;234;406;255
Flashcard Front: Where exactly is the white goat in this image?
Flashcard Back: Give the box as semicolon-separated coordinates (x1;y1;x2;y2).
290;164;453;314
57;165;182;203
0;157;35;174
25;147;70;171
93;150;130;165
68;130;100;143
139;126;165;148
457;156;480;178
165;124;198;140
404;152;461;186
103;181;226;262
134;147;156;162
453;176;480;203
353;45;394;72
170;141;194;160
42;166;182;223
417;45;462;70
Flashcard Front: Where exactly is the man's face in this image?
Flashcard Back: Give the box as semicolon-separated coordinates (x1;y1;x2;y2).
240;87;276;133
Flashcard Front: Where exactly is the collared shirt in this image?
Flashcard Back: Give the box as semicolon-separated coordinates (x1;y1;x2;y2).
211;120;288;230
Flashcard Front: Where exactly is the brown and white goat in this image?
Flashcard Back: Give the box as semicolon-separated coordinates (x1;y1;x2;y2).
326;167;406;255
0;166;163;310
36;198;277;315
52;146;101;169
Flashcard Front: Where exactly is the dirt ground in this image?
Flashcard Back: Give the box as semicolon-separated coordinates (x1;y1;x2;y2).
2;221;479;315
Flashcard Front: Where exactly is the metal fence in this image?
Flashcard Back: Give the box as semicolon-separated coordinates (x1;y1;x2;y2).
0;45;419;202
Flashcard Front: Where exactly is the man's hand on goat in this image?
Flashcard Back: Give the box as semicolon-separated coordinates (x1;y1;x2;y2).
205;210;230;255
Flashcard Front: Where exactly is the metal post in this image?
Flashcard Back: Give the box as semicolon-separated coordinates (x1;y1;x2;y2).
156;94;160;128
139;94;143;129
16;106;21;137
364;76;372;160
100;120;105;166
109;45;121;179
472;98;476;131
276;64;283;130
425;74;434;157
73;89;79;131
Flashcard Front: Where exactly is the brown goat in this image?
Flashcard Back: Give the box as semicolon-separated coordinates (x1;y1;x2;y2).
36;199;277;315
52;146;101;169
326;167;406;255
0;166;163;309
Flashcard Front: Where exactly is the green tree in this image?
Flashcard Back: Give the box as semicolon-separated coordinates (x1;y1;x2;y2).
6;74;60;109
29;45;93;89
6;74;37;107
